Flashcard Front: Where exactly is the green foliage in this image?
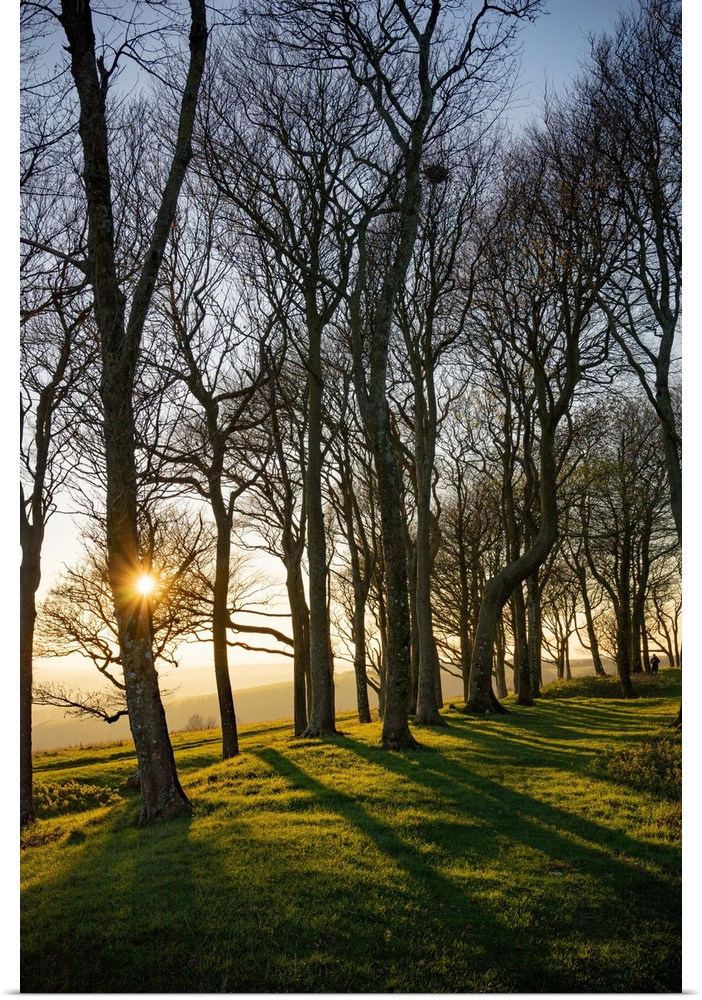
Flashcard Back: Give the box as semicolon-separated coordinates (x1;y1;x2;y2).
21;671;682;994
592;734;682;802
31;779;121;818
541;669;679;700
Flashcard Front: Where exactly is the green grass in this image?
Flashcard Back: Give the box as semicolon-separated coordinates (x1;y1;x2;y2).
21;670;682;993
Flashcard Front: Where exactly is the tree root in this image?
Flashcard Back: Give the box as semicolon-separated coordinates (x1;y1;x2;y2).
381;732;424;751
298;724;339;739
413;713;450;728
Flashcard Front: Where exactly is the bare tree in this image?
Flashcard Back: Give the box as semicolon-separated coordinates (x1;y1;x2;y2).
21;0;208;821
463;108;617;714
585;0;682;540
579;395;678;696
143;177;273;759
20;284;93;826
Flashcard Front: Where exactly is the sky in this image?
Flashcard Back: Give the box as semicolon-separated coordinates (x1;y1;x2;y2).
518;0;637;104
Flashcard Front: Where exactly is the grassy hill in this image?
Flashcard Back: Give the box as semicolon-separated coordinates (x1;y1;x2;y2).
20;670;682;993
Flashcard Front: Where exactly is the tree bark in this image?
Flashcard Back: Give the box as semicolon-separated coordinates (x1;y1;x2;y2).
526;571;543;694
373;417;419;748
467;418;561;714
577;564;606;675
210;490;239;758
300;312;336;738
20;524;40;827
286;559;310;736
414;387;445;726
513;584;533;706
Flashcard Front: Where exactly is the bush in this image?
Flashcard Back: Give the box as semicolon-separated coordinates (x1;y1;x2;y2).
591;734;681;801
182;713;218;732
33;780;121;818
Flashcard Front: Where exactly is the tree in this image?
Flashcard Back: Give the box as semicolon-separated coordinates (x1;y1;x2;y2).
393;162;486;726
579;395;678;697
463;107;617;714
145;178;273;758
202;36;372;737
232;362;312;736
20;286;92;826
21;0;208;821
327;394;376;724
586;0;682;540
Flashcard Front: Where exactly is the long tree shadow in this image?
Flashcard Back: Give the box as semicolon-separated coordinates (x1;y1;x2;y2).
338;732;681;890
255;744;680;992
21;804;203;993
254;746;536;987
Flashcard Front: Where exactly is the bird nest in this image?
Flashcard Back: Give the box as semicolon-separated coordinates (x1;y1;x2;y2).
422;162;450;185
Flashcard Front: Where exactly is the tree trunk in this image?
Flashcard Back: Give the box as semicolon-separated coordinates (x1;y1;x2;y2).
349;546;372;725
413;370;445;726
526;571;542;695
513;584;533;706
577;565;606;675
300;313;336;738
494;620;508;700
373;421;419;748
104;400;191;822
407;545;419;715
286;559;310;736
19;526;40;827
211;495;239;758
414;492;445;726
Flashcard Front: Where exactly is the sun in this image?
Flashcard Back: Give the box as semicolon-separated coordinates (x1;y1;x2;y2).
135;574;156;597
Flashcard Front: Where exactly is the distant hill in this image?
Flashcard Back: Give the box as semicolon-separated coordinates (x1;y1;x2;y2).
31;659;606;751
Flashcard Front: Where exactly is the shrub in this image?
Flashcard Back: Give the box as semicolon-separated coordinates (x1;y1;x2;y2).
181;713;218;732
32;780;121;818
591;734;682;801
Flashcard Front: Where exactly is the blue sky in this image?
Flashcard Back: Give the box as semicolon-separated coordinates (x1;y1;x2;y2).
515;0;637;123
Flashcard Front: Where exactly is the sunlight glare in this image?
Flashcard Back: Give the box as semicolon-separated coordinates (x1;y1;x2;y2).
136;574;156;597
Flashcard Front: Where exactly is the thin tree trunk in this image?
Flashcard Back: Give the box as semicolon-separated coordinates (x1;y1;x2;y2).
301;309;336;737
211;496;239;758
494;618;508;700
286;559;310;736
19;528;40;827
513;584;533;706
373;420;419;748
577;565;606;675
407;545;419;715
414;370;445;726
526;571;542;695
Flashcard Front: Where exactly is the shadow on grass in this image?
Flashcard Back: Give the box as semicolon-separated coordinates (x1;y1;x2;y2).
21;803;208;993
345;731;678;873
255;743;680;992
32;745;140;774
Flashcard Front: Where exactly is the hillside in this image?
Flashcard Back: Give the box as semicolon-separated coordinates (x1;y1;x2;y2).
31;660;608;751
20;670;682;993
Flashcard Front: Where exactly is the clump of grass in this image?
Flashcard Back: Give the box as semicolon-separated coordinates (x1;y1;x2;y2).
591;734;681;801
32;780;121;818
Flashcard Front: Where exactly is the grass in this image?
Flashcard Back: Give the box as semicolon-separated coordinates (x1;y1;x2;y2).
21;669;682;993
